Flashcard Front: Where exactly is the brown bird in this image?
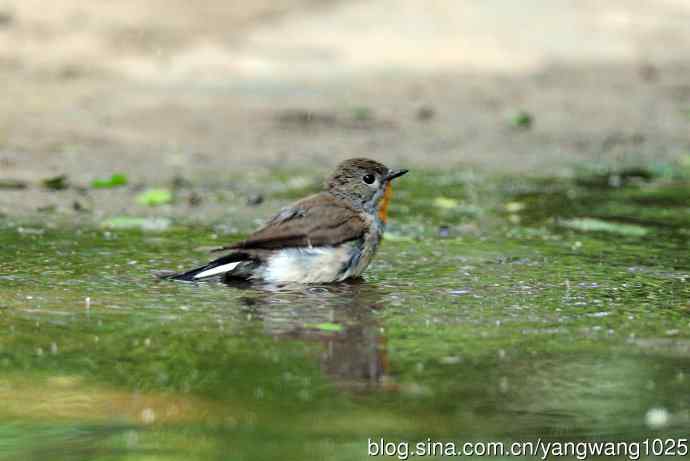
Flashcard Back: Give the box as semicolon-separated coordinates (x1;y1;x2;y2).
166;158;408;284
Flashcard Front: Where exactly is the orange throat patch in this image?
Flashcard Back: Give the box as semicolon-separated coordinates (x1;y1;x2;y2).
378;183;393;223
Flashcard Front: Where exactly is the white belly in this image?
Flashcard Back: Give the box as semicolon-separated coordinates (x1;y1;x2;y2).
258;245;355;284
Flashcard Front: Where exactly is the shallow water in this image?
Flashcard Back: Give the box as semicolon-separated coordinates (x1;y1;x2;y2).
1;172;690;460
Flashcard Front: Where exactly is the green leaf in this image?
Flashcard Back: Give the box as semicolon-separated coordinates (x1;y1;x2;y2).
510;110;533;129
303;322;343;333
91;173;128;189
136;189;173;206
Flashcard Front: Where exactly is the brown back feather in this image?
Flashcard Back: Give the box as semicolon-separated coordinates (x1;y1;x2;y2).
226;192;367;251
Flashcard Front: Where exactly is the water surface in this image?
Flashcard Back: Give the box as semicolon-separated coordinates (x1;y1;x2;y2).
1;171;689;460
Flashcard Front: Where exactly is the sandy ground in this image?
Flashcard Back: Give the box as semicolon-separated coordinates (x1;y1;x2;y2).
0;0;689;216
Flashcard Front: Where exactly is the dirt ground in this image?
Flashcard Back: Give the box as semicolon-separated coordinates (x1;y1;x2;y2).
0;0;689;217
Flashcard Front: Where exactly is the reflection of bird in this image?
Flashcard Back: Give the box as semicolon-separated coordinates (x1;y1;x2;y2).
165;158;408;284
241;283;392;390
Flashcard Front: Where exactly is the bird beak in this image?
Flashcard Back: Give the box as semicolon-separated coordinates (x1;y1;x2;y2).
385;169;409;181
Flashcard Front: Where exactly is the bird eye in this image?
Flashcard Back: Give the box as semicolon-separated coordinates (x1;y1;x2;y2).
363;174;376;185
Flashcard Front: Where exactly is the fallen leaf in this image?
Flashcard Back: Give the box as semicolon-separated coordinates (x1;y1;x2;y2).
42;175;69;190
136;189;173;206
304;322;343;333
91;173;128;189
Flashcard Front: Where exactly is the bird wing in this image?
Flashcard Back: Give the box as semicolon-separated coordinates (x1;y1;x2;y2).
216;193;368;251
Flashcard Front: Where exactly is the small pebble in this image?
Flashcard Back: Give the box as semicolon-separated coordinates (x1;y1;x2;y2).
416;105;435;121
0;11;14;28
246;194;264;206
188;192;202;207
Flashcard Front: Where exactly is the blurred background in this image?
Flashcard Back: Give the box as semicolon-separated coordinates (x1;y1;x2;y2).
0;0;689;213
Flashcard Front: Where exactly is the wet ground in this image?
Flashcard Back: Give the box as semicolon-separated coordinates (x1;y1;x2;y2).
1;169;689;460
2;0;690;216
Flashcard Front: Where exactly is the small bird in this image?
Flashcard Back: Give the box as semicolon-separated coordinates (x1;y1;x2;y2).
165;158;408;284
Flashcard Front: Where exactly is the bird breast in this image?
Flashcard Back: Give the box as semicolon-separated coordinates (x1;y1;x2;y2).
378;182;393;223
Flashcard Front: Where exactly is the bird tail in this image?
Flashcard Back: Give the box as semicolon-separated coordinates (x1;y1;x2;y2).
161;252;252;282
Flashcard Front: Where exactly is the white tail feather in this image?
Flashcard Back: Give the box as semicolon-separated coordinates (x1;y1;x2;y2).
194;262;241;279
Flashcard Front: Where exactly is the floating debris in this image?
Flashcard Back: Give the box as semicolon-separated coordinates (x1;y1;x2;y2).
101;216;171;231
559;218;649;237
